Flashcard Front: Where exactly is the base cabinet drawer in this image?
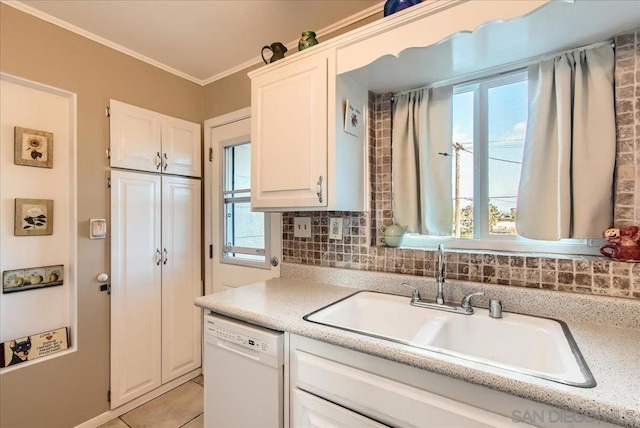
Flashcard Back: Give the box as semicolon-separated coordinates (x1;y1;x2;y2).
292;389;385;428
292;348;515;428
289;335;613;428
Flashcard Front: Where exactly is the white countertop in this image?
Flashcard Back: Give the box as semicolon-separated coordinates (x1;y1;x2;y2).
195;277;640;427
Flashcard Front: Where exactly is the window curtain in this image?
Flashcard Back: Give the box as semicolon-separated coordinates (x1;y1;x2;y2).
392;87;453;235
516;44;615;240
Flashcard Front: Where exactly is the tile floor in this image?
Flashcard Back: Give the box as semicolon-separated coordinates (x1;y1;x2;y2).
99;375;204;428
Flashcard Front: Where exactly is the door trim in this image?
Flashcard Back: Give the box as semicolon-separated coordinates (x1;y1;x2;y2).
204;107;250;296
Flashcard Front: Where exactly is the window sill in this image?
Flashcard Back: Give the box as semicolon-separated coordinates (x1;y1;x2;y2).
399;234;604;257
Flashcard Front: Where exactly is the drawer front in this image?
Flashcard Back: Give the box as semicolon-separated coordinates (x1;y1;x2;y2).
292;349;525;428
292;389;385;428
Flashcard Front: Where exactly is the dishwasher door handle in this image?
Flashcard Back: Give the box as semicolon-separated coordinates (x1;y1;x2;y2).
216;337;261;361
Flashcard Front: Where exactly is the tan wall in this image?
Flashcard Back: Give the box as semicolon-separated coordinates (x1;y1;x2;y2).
203;12;383;119
0;5;203;427
0;3;380;426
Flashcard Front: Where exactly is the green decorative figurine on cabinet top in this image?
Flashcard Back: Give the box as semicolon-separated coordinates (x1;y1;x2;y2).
298;31;318;51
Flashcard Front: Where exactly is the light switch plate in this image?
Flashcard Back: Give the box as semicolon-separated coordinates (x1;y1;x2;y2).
89;219;107;239
294;217;312;238
329;218;343;240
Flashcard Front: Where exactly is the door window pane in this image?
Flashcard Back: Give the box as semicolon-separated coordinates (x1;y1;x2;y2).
222;142;266;263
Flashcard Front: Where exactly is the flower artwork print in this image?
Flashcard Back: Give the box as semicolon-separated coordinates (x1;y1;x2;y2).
343;99;363;138
14;199;54;236
14;127;54;168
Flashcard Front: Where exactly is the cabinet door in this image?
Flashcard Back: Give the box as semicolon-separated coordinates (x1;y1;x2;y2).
162;117;201;177
111;170;162;408
292;389;386;428
251;54;328;209
161;176;202;383
110;99;162;173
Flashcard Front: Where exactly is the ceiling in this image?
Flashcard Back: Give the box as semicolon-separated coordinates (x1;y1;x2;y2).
11;0;382;85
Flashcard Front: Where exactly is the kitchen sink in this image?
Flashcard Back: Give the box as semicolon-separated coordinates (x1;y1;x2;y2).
304;291;595;387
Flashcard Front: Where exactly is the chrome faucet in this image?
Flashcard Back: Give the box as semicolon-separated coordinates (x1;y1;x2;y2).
401;282;485;315
435;244;445;304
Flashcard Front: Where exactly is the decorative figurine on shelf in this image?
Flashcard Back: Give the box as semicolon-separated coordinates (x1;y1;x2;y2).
600;226;640;262
261;42;288;64
383;0;422;17
298;31;319;51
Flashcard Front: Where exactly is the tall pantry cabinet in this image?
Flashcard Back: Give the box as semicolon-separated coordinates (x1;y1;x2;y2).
109;100;202;408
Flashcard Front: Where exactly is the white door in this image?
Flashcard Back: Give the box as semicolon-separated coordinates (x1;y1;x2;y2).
161;176;202;383
204;109;281;293
110;99;162;173
110;170;162;408
163;117;202;177
251;54;328;209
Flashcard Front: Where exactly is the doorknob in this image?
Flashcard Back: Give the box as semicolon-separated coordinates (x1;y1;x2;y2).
270;257;279;267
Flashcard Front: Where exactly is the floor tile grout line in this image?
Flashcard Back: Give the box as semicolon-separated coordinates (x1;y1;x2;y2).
178;412;204;428
119;417;132;428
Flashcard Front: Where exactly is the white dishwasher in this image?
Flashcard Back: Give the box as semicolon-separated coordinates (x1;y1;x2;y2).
204;313;284;428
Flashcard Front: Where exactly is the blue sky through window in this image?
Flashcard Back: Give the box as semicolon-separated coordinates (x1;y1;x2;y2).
452;77;527;236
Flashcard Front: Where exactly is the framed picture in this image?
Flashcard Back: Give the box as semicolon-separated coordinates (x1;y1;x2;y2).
14;198;54;236
14;127;54;168
344;99;363;138
2;265;64;294
0;327;69;368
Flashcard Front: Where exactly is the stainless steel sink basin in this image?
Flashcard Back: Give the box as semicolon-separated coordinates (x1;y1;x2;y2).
304;291;595;388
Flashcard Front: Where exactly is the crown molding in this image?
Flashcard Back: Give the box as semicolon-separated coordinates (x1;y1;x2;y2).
201;1;385;85
2;0;384;87
1;0;204;85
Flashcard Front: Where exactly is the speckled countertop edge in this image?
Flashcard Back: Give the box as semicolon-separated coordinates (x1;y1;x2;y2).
195;277;640;427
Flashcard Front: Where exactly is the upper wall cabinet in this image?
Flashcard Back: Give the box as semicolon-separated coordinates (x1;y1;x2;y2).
250;50;367;212
109;99;201;177
251;54;328;210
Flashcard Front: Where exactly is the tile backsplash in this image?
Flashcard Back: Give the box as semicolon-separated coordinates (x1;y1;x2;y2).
282;29;640;301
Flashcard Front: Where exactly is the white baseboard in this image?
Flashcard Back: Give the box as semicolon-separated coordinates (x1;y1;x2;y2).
74;368;202;428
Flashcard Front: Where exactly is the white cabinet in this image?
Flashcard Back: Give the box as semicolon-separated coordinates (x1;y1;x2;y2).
292;389;385;428
249;52;366;212
110;170;201;408
110;99;201;177
251;54;328;210
160;175;202;382
289;334;612;428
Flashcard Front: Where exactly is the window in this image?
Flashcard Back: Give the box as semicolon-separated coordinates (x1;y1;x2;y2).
221;142;268;264
452;71;527;239
403;71;599;254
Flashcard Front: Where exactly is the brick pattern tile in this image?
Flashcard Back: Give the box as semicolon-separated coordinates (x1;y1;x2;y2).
282;31;640;301
614;30;639;227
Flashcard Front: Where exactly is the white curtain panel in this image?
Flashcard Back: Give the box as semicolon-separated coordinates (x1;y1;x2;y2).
516;44;615;240
392;87;453;235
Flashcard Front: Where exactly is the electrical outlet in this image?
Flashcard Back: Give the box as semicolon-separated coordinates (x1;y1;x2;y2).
329;218;343;240
293;217;312;238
